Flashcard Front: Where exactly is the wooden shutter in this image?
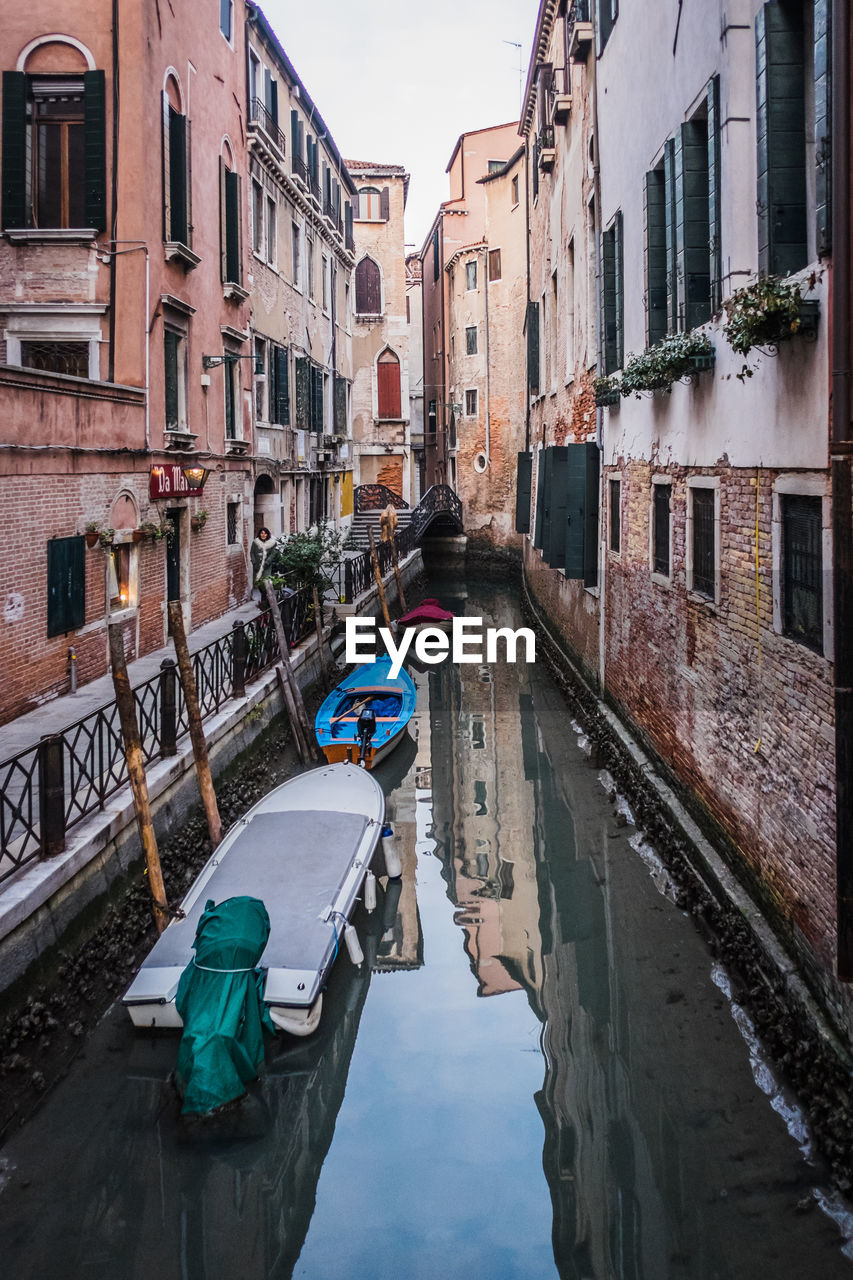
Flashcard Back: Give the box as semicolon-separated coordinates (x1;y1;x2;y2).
334;375;347;433
380;186;390;221
47;536;85;637
83;70;107;231
644;168;667;345
544;447;569;569
377;354;401;418
533;448;546;549
814;0;831;255
225;168;241;282
295;356;310;429
515;452;532;533
527;300;540;394
291;109;299;157
432;227;440;281
756;2;807;276
356;257;381;314
707;75;722;312
678;118;710;330
219;158;227;280
169;108;187;243
1;71;28;229
311;365;324;431
564;443;600;582
663;137;678;332
602;215;623;373
275;345;289;424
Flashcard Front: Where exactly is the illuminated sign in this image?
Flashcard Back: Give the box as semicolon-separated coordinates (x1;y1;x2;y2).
149;464;208;499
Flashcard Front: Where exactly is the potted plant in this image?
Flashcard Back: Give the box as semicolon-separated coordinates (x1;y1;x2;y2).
98;526;116;548
191;509;209;532
722;274;820;379
138;519;171;542
84;521;102;548
621;331;715;396
593;374;622;407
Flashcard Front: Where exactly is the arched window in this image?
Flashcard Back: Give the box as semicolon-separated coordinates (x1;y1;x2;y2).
377;349;401;420
358;186;381;220
163;74;190;247
354;256;381;316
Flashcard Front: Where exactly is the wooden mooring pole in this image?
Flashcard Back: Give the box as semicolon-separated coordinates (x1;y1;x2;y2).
167;601;222;849
368;525;393;632
312;586;330;692
391;536;408;616
264;581;319;762
108;624;169;934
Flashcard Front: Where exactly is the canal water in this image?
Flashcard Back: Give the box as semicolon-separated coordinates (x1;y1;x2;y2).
1;580;852;1279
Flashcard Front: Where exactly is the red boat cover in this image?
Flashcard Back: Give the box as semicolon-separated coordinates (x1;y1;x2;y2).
398;600;454;625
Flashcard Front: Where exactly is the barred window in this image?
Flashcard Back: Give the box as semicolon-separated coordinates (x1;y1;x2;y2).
609;478;620;553
226;502;239;545
653;484;671;577
465;389;478;417
466;325;478;355
691;487;716;598
20;340;88;378
782;494;823;652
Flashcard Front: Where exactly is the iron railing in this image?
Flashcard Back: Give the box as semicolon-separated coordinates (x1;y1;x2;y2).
0;582;313;885
409;485;464;542
249;97;286;157
355;484;408;512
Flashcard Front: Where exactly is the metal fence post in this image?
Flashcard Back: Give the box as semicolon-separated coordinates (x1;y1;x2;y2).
232;620;248;698
344;558;353;603
38;733;66;857
159;657;177;757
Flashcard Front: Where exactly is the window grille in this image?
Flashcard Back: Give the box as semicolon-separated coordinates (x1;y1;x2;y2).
20;340;88;378
691;487;715;597
782;494;823;651
653;484;671;576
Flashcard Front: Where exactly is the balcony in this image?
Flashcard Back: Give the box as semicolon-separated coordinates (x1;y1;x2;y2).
291;154;308;187
538;125;556;172
248;97;286;166
548;67;572;124
569;1;594;61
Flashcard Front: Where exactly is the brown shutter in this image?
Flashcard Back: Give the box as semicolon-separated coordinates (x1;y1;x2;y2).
380;186;390;221
377;354;401;418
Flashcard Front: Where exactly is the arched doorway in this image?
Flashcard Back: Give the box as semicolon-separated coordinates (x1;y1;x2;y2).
253;472;278;536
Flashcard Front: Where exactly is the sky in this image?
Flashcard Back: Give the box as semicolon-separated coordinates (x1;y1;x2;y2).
260;0;535;252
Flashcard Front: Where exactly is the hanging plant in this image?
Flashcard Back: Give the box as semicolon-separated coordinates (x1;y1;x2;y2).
191;509;209;532
84;521;103;548
593;374;622;406
722;274;820;380
621;332;715;397
138;520;172;542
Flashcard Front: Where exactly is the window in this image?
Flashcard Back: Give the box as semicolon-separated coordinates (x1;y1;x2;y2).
355;257;381;315
488;249;502;282
20;341;88;377
512;174;519;206
265;194;276;266
224;358;237;439
291;220;300;287
428;400;437;435
164;328;187;431
432;227;440;281
307;236;315;299
534;443;600;584
466;326;478;355
466;261;477;291
487;159;504;174
652;482;671;578
377;349;401;419
251;180;264;254
690;486;717;599
595;0;619;54
311;364;324;432
322;256;329;310
108;544;132;611
226;502;239;545
609;478;621;553
47;536;85;637
220;0;233;42
254;338;266;419
550;272;558;390
465;389;478;416
1;70;106;231
644;161;668;345
782;494;823;651
270;344;289;425
357;186;389;221
601;212;623;372
565;238;576;378
219;158;241;283
163;94;190;246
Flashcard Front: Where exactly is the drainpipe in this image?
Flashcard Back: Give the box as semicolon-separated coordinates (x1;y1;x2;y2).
588;27;606;697
524;142;531;453
107;0;120;384
831;0;853;979
482;244;491;466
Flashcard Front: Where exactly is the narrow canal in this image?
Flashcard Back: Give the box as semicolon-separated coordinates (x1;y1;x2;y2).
1;580;852;1279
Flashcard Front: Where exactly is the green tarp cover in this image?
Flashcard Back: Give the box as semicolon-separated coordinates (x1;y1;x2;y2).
174;896;275;1115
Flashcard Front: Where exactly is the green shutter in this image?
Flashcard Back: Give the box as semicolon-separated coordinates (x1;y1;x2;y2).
275;346;289;425
707;75;723;312
545;447;569;569
533;448;546;549
2;71;28;229
311;365;323;431
295;356;310;429
583;442;600;587
644;168;667;345
664;137;678;332
527;300;540;394
814;0;831;255
756;2;807;276
602;214;622;373
47;537;85;638
168;109;187;243
613;210;623;368
564;443;600;583
679;118;711;330
291;108;300;157
225;168;241;282
670;130;685;330
83;70;107;231
334;375;347;433
515;452;532;534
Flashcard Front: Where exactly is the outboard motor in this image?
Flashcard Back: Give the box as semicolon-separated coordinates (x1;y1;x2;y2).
356;706;377;765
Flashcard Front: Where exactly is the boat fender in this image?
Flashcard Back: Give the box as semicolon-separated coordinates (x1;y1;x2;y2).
344;921;364;966
380;825;402;879
364;870;377;912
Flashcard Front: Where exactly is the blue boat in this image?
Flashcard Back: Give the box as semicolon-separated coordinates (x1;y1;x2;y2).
315;655;416;769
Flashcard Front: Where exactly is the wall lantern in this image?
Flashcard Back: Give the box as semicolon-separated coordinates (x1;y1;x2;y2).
202;353;264;374
181;465;208;488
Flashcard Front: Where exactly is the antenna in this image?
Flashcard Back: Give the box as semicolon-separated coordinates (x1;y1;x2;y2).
504;40;523;114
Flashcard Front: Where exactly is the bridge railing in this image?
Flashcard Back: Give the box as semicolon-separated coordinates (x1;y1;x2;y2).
409;485;464;542
354;484;409;512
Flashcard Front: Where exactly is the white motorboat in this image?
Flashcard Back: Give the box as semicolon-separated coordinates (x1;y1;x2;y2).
122;762;386;1037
